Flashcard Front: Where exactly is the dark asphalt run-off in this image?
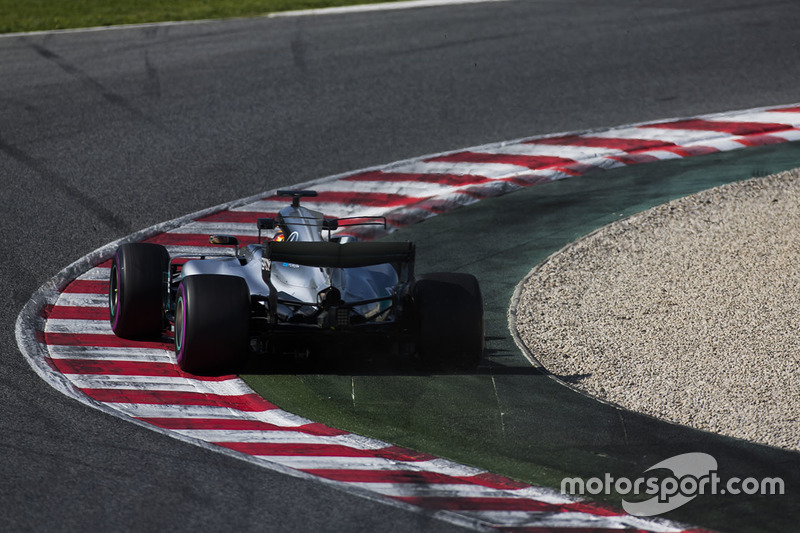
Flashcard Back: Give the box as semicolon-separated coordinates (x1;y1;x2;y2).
3;1;800;531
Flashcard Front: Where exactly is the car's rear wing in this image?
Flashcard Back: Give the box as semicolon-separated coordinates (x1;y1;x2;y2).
257;215;388;243
261;241;415;319
264;241;414;270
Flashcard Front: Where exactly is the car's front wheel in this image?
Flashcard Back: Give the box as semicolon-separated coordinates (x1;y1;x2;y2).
175;274;250;375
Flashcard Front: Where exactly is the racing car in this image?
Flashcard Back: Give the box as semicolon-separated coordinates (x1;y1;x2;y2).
108;190;483;374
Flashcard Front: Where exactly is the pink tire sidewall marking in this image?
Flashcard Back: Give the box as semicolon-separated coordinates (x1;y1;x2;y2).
110;252;121;331
175;284;186;364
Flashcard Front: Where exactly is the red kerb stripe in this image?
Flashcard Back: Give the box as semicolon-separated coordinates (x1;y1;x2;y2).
42;305;108;320
219;442;436;460
304;469;464;484
470;472;529;490
640;118;792;136
495;526;676;533
61;280;108;294
526;135;675;153
302;469;527;488
393;496;623;516
768;106;800;113
736;133;794;147
138;418;347;436
142;233;259;246
376;446;439;462
52;359;236;381
343;171;492;187
426;152;576;171
219;442;386;457
608;154;662;165
263;191;423;208
80;388;277;411
660;145;720;157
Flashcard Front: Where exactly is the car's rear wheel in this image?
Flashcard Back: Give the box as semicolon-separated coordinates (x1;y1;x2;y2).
109;243;169;339
414;273;484;371
175;274;250;375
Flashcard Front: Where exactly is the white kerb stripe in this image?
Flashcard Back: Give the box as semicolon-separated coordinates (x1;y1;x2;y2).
45;319;113;335
595;126;728;144
455;510;684;531
175;429;392;448
705;111;800;125
311;178;467;197
759;129;800;142
64;375;253;395
258;456;488;476
270;0;511;19
628;150;684;161
385;160;534;178
47;345;174;362
355;483;573;502
50;293;107;307
475;143;621;159
109;403;270;419
77;267;111;281
241;200;391;218
116;404;317;428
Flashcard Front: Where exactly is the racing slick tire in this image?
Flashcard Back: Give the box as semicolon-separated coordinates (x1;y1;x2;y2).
109;243;169;339
414;273;484;371
175;274;249;375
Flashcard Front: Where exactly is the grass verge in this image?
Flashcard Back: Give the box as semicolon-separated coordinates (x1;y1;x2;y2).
0;0;403;34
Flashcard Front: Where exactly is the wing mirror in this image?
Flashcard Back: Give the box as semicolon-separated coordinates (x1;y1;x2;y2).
258;218;276;230
209;234;239;257
257;218;277;244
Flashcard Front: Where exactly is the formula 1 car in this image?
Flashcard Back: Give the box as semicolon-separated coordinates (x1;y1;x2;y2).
108;190;483;374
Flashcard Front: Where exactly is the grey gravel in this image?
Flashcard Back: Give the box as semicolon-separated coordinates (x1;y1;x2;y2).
514;168;800;450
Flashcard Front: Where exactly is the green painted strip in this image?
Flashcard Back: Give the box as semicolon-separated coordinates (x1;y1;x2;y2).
0;0;408;34
243;141;800;532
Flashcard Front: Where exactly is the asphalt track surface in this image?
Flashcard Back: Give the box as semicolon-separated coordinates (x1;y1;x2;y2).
3;0;800;531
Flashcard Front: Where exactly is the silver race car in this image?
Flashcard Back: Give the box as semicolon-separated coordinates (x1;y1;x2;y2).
108;190;483;374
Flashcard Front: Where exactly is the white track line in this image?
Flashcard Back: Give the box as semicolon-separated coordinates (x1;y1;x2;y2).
0;0;508;39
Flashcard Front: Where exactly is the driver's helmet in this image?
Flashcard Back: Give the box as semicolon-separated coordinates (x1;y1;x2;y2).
273;228;285;242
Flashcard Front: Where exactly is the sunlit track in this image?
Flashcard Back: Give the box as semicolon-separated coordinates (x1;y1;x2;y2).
19;103;800;532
